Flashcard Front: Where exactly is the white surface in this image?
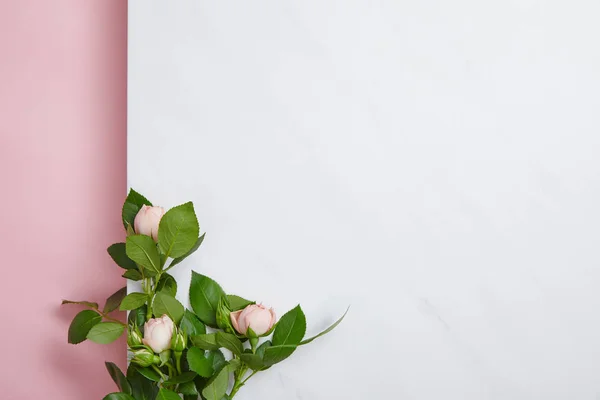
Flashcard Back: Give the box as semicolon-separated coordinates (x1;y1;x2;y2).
128;2;600;399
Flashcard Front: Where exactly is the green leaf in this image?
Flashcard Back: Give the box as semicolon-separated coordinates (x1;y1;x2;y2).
156;273;177;297
126;235;161;275
158;202;200;258
87;322;125;344
190;333;220;350
152;292;184;324
104;287;128;313
300;307;349;345
215;332;243;356
163;371;197;385
262;305;306;365
68;310;102;344
187;347;214;377
122;188;152;229
189;271;225;327
127;365;159;400
180;309;206;336
128;305;147;329
103;394;136;400
202;361;241;400
169;233;205;268
156;389;181;400
135;366;161;382
226;295;255;311
179;381;199;396
239;353;265;371
105;362;132;394
107;243;137;270
120;292;149;311
122;269;143;281
61;299;99;309
207;349;227;371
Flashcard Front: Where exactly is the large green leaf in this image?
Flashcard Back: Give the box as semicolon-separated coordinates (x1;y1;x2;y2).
189;333;219;350
189;272;225;327
226;295;255;311
156;273;177;297
215;332;243;356
105;362;132;394
103;394;135;400
68;310;101;344
300;307;349;345
126;235;161;275
262;305;306;365
107;243;137;270
122;188;152;229
158;202;200;258
168;233;205;269
87;322;125;344
179;381;199;396
156;389;181;400
180;309;206;336
201;360;241;400
187;347;214;378
152;292;184;324
136;367;161;382
122;269;143;281
127;365;159;400
128;305;147;330
162;371;197;385
104;287;128;313
120;292;149;311
240;340;272;371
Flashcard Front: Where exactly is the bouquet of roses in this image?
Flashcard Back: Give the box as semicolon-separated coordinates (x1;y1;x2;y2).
62;189;347;400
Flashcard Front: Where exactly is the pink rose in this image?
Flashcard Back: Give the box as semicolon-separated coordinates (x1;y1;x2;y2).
143;315;174;353
134;205;166;241
230;304;276;336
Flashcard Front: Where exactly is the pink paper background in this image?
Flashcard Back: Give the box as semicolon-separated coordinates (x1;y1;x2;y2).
0;1;128;398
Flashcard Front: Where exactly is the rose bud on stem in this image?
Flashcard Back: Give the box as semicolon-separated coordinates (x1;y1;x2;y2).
134;205;165;241
230;304;276;351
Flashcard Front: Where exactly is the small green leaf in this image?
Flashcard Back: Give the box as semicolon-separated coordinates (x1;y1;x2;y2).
158;202;200;258
104;287;128;313
215;332;243;356
68;310;102;344
179;381;199;396
239;353;265;371
87;322;125;344
187;347;214;377
135;366;161;382
189;271;225;327
152;292;184;324
156;388;181;400
169;233;205;268
180;309;206;336
156;273;177;297
122;188;152;229
201;361;241;400
262;305;306;365
189;333;220;350
103;394;136;400
105;362;132;394
61;299;98;309
300;307;349;345
128;305;147;329
226;295;255;311
127;365;159;400
122;269;143;281
120;292;149;311
163;371;197;385
126;235;161;275
107;243;137;270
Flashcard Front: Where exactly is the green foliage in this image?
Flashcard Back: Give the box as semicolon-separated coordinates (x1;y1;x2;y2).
68;310;101;344
202;360;241;400
127;365;159;400
300;306;350;345
215;332;243;356
262;305;306;366
180;309;206;336
128;305;147;330
152;292;184;324
189;271;225;327
122;269;142;281
87;322;125;344
226;295;255;311
119;292;148;311
168;233;205;269
187;347;214;377
156;273;177;297
122;189;152;229
104;287;128;313
107;243;137;270
189;333;220;350
126;235;161;276
158;202;200;258
157;388;181;400
103;394;135;400
105;362;132;394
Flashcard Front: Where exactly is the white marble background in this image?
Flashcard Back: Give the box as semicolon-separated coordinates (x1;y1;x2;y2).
128;1;600;399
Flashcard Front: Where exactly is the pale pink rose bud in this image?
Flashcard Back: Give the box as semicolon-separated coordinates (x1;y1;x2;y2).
134;205;166;241
230;304;276;336
142;315;174;353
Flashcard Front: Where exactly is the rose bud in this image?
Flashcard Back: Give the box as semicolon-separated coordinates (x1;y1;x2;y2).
134;205;166;241
143;314;174;353
172;329;187;353
131;348;160;367
230;304;276;337
127;324;143;347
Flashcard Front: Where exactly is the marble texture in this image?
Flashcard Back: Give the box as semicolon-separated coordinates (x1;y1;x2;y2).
128;1;600;399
